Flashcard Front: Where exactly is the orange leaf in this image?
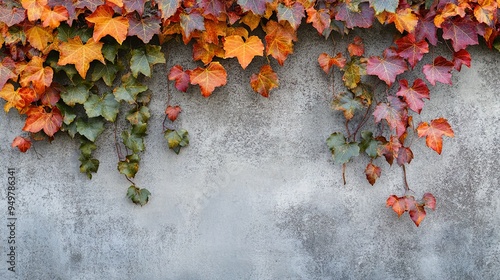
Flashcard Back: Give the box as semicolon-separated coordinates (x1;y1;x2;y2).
20;56;53;94
25;25;54;51
386;195;406;217
387;8;418;33
12;136;32;153
348;36;365;57
250;65;279;97
318;53;346;74
21;0;47;21
0;57;17;90
41;5;69;29
365;162;381;185
189;62;227;97
417;118;454;155
86;5;129;44
193;41;225;65
264;20;297;66
409;204;426;227
223;35;264;69
165;105;181;121
474;0;497;26
22;105;63;137
0;83;25;112
57;36;105;78
240;11;261;31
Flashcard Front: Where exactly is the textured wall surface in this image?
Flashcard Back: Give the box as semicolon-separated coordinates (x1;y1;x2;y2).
1;25;499;280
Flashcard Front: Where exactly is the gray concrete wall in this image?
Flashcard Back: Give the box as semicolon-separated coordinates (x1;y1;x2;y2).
1;25;499;279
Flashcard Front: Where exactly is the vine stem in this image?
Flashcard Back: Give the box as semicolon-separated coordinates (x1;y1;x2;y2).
352;103;372;141
113;122;124;160
402;165;410;192
342;163;347;185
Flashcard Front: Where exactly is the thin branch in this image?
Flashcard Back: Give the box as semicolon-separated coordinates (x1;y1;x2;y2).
402;165;410;192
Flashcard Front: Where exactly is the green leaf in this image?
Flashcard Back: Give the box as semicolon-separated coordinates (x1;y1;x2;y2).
369;0;398;14
56;103;77;125
79;139;97;158
343;57;366;89
84;93;120;122
127;185;151;206
332;92;364;120
136;91;152;104
126;106;150;125
60;83;92;106
76;118;105;142
101;41;121;62
122;128;146;153
79;157;99;179
118;154;140;178
91;62;120;86
113;72;148;103
57;23;92;43
359;131;381;158
326;132;360;164
164;129;189;154
61;121;77;138
130;45;166;78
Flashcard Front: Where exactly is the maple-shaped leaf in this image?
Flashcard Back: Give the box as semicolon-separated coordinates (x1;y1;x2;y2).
422;56;454;86
318;53;346;74
369;0;398;14
378;135;402;165
126;106;150;125
76;117;105;141
122;124;147;153
202;19;227;44
453;49;471;71
373;96;407;137
189;62;227;97
0;6;26;26
332;92;364;120
422;193;436;210
21;0;46;21
414;12;438;46
199;0;226;17
22;105;63;137
41;5;69;29
12;136;32;153
0;58;17;90
386;195;408;217
157;0;180;19
250;64;279;97
168;65;191;92
306;7;331;35
127;14;161;43
359;131;381;158
40;85;61;106
180;10;205;42
326;132;360;165
387;8;419;33
277;2;305;30
396;146;413;166
264;20;297;66
113;72;148;103
123;0;146;14
441;17;479;52
75;0;105;12
193;41;225;65
60;83;92;106
417;117;454;154
223;35;264;69
58;37;105;79
237;0;273;16
240;11;261;31
342;57;366;89
395;33;429;69
127;185;151;206
365;162;381;185
20;56;53;92
396;79;430;113
86;5;129;44
25;25;54;51
83;93;119;122
91;61;120;86
0;84;25;112
366;51;407;86
335;2;374;29
130;45;166;77
474;0;496;26
348;36;364;57
165;105;181;121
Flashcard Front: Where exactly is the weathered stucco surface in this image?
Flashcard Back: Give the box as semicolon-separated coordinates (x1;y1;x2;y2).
1;25;499;279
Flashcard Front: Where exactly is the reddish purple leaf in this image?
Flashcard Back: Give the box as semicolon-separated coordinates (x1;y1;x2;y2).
237;0;273;16
414;12;437;46
277;2;305;30
335;2;374;29
396;79;430;113
157;0;181;19
127;15;161;43
366;54;407;86
442;17;479;52
395;33;429;69
378;135;402;165
180;10;206;41
168;65;190;92
123;0;146;15
422;193;436;210
0;6;26;26
199;0;226;17
453;49;471;71
423;56;454;86
373;95;408;137
397;146;413;166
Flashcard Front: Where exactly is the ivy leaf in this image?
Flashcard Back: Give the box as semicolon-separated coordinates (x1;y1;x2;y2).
318;53;346;74
264;20;297;66
441;17;479;52
417;117;454;155
127;185;150;206
21;0;45;21
0;84;25;112
277;2;305;30
367;51;407;86
58;36;105;78
123;0;146;14
422;56;454;86
326;132;360;165
113;72;148;103
387;8;419;33
414;12;438;46
199;0;226;17
409;203;427;227
347;36;364;57
335;2;374;29
91;61;120;86
237;0;272;16
79;157;99;179
83;93;120;122
306;7;331;35
164;129;189;154
373;96;407;137
359;131;381;158
0;6;26;26
75;0;105;12
127;14;161;44
180;10;205;41
157;0;180;19
369;0;398;14
250;65;279;97
41;5;69;29
76;117;105;142
365;162;381;185
168;65;191;92
422;193;436;210
119;154;140;178
165;105;181;122
56;103;77;125
332;92;364;120
130;45;166;78
224;35;264;69
25;25;54;51
60;83;92;107
474;0;496;26
395;33;429;69
23;106;63;137
20;56;53;92
343;57;366;89
396;79;430;114
122;127;146;153
386;195;408;217
378;135;401;165
193;41;225;65
86;4;130;44
56;23;93;43
0;58;17;90
397;146;414;166
453;49;471;71
11;136;32;153
189;62;227;97
126;105;150;125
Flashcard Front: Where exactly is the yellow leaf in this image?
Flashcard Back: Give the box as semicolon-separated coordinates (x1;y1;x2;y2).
86;5;129;44
224;35;264;69
25;25;53;51
58;37;105;78
388;8;418;33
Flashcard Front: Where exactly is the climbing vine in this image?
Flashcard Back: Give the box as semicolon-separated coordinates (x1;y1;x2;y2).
1;0;498;225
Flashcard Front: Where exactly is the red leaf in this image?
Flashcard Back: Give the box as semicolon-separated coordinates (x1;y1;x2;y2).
306;7;331;35
395;33;429;69
396;79;430;114
165;105;181;122
317;53;346;74
453;49;471;71
365;163;381;185
422;193;436;210
414;12;437;46
366;52;407;86
417;117;454;154
189;62;227;97
422;56;454;86
168;65;190;92
335;2;374;29
347;36;364;57
378;135;402;165
373;96;408;137
396;146;413;166
12;136;32;153
409;204;426;227
441;17;479;52
386;195;406;217
22;106;63;137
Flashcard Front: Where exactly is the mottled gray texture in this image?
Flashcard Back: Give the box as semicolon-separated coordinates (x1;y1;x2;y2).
1;25;499;280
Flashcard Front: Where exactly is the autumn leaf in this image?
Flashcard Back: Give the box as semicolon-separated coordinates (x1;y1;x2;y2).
474;0;496;26
20;56;53;92
12;136;32;152
22;105;63;137
414;12;438;46
386;195;407;217
180;10;205;42
396;79;430;113
165;105;181;121
0;6;26;26
168;65;191;92
21;0;47;22
409;203;426;227
441;17;479;52
223;35;264;69
277;2;305;30
25;25;54;51
367;50;407;86
0;84;25;112
264;20;297;66
395;33;429;69
332;92;364;120
237;0;273;16
41;5;69;29
164;129;189;154
348;36;364;57
335;2;374;29
365;162;381;185
58;36;105;78
397;146;414;166
422;193;436;210
373;95;407;137
378;135;402;165
453;49;471;71
318;53;346;74
417;117;454;154
343;58;366;89
240;11;262;31
123;0;147;15
193;41;225;65
86;4;130;44
306;7;330;35
189;62;227;97
119;154;140;178
250;65;279;97
387;8;419;33
422;56;454;86
157;0;180;19
0;58;17;90
127;14;161;43
199;0;226;17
